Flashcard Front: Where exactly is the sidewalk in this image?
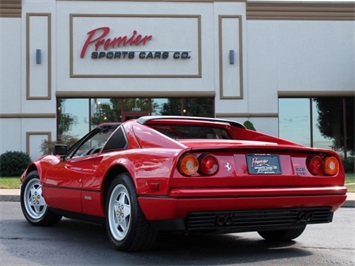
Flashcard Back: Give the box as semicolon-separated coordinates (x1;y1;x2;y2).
1;189;354;207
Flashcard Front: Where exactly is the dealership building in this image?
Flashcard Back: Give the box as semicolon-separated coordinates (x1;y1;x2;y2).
0;0;354;163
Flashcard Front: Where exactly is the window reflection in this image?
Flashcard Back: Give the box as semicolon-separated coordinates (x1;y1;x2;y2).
58;99;89;139
312;98;339;151
279;98;311;146
161;98;182;115
71;128;116;158
157;97;214;116
279;97;354;172
123;98;149;112
184;98;214;117
91;98;122;129
151;98;168;115
58;96;214;137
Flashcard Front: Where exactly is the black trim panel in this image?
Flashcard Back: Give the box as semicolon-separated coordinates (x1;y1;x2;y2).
186;207;333;233
49;207;105;225
43;184;101;193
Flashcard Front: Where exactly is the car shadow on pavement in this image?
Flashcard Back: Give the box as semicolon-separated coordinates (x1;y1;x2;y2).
2;218;312;265
152;232;311;265
53;219;312;265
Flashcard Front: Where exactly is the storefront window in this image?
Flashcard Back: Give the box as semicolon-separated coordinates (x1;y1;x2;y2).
345;97;355;159
91;98;122;129
160;98;182;115
151;98;168;115
279;97;354;173
184;98;214;117
279;98;311;146
58;96;215;139
57;99;89;139
157;97;215;116
123;98;150;113
312;98;341;151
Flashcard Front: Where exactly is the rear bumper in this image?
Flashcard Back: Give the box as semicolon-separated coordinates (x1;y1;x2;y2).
138;186;347;221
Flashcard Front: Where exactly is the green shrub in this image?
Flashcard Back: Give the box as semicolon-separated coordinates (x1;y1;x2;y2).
0;151;32;177
243;120;256;131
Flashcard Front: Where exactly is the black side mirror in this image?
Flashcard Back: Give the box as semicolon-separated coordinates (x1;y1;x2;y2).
53;144;68;156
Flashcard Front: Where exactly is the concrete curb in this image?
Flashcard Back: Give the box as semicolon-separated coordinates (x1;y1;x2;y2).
0;189;20;202
341;200;355;208
0;195;20;202
0;189;354;207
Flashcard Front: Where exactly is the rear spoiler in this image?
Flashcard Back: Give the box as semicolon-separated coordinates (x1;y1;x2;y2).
136;116;246;129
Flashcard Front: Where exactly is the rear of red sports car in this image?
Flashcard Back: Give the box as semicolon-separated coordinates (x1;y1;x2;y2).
134;117;347;238
19;116;347;252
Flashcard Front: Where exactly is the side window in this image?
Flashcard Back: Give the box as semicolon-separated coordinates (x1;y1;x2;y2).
69;129;114;158
102;127;127;152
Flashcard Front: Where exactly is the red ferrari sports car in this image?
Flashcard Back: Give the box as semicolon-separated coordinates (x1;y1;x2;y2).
20;116;347;251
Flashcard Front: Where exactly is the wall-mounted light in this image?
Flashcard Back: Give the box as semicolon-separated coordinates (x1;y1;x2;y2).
36;49;41;64
229;50;235;65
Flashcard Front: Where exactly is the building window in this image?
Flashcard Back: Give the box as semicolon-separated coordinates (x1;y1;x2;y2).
279;98;311;146
91;98;122;129
57;97;214;140
57;98;89;139
279;97;354;172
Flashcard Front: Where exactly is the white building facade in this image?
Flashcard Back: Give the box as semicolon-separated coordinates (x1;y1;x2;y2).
0;0;354;163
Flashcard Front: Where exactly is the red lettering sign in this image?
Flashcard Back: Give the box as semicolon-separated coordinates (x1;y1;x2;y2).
80;27;153;58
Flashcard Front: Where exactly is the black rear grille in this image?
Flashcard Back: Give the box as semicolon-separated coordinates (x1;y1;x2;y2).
186;207;333;232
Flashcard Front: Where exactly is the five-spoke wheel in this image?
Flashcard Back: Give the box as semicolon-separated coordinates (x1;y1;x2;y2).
108;184;131;241
106;173;157;251
23;177;47;219
20;170;62;226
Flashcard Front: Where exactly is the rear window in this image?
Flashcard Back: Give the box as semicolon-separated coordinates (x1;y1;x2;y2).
149;124;232;139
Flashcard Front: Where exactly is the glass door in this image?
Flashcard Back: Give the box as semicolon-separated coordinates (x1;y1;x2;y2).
121;98;151;121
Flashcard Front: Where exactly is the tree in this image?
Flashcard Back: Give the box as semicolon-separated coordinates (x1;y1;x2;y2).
91;98;122;126
57;99;74;135
184;98;214;117
161;98;182;115
161;98;214;117
313;97;354;156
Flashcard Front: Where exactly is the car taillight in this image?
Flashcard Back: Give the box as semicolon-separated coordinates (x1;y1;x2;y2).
307;155;339;176
323;156;339;176
198;154;219;175
307;156;323;175
178;154;199;176
177;153;219;176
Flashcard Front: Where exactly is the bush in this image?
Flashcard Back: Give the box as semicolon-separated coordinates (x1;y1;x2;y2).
0;151;32;177
243;120;256;131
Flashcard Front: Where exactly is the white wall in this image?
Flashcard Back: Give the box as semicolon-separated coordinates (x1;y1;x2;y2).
247;20;355;135
22;118;57;161
0;18;23;157
0;18;22;114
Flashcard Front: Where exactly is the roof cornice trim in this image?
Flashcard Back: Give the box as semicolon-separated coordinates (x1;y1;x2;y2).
0;0;21;18
247;2;355;20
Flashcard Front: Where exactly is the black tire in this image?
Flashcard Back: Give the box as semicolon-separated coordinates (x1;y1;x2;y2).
20;170;62;226
258;226;306;242
105;172;157;251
